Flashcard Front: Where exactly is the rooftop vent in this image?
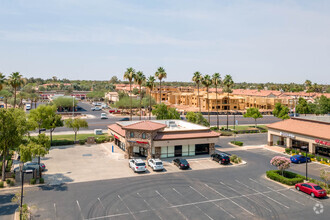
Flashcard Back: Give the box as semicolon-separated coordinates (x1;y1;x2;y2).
166;121;177;128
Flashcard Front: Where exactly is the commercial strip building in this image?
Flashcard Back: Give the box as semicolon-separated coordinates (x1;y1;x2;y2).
267;117;330;157
108;120;220;159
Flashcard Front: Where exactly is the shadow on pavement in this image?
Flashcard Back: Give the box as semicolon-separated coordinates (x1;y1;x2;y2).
0;193;18;217
38;183;68;191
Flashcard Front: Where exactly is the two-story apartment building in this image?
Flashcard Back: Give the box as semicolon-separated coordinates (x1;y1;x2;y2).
108;120;220;159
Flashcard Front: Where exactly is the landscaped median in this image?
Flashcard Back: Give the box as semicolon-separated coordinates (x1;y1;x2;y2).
284;148;330;166
210;125;268;136
51;134;114;146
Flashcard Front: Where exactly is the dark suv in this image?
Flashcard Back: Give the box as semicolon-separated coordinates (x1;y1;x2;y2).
211;153;230;164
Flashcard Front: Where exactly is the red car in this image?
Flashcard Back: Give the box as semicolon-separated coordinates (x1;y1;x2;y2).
295;183;327;198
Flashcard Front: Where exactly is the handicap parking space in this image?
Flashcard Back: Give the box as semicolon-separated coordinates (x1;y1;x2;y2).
74;177;330;220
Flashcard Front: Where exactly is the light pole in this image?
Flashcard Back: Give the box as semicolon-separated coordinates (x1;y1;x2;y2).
72;95;74;119
19;162;24;220
301;146;308;181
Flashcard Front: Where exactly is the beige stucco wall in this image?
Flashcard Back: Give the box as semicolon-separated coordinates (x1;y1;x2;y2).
153;137;219;147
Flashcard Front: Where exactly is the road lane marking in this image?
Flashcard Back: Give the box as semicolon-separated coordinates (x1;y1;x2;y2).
219;181;272;212
235;180;289;209
249;178;305;206
137;192;163;220
204;183;254;216
118;195;137;220
54;203;57;220
85;212;130;220
155;190;188;220
190;186;209;200
76;200;84;220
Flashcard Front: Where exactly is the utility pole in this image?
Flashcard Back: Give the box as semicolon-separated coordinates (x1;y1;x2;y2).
72;95;74;119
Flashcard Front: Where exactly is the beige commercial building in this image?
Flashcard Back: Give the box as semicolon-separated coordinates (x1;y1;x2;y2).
108;120;220;159
267;118;330;157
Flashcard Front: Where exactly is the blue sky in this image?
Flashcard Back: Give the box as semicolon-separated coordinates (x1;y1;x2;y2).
0;0;329;83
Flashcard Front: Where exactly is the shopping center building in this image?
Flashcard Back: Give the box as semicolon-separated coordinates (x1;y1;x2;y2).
267;117;330;157
108;120;220;159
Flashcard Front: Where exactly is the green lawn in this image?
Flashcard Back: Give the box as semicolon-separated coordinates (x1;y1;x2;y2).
226;125;267;131
52;133;109;141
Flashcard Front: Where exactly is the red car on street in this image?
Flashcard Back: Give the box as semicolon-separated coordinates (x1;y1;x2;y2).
295;183;327;198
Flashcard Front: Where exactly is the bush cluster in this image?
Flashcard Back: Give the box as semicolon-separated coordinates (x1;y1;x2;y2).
230;154;242;164
210;126;219;131
51;140;75;146
285;148;329;165
231;141;243;146
79;139;86;145
266;170;305;185
39;178;44;184
0;181;3;188
30;178;36;185
234;130;259;134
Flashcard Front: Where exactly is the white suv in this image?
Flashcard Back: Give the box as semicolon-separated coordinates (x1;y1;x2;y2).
148;159;164;171
129;159;146;173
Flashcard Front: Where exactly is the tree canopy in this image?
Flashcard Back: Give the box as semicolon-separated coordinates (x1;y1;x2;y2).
152;103;180;120
273;103;290;120
186;111;210;127
243;107;263;127
65;118;88;141
52;96;78;108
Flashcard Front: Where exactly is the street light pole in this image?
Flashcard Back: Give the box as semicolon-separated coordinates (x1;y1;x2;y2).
301;146;308;181
20;163;24;220
72;95;74;119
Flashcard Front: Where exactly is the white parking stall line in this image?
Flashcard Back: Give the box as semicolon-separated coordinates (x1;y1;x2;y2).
76;200;84;220
235;180;289;209
97;198;105;210
137;192;163;220
172;188;214;220
54;203;57;220
191;185;235;219
118;195;137;220
249;178;305;206
219;181;272;212
155;190;189;220
204;184;254;216
85;212;130;220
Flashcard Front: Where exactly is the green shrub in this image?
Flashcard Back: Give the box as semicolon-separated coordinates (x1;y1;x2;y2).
266;170;305;185
51;140;75;146
39;178;44;184
237;157;242;163
6;179;11;184
285;148;292;154
96;137;106;144
9;181;15;186
12;173;15;179
316;156;322;162
0;181;3;188
230;154;238;162
30;178;36;185
210;126;219;131
231;141;243;146
79;139;86;145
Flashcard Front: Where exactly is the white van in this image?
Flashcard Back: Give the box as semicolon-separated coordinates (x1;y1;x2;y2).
25;103;31;110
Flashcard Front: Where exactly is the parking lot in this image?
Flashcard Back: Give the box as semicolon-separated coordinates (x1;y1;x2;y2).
25;167;330;220
41;143;244;185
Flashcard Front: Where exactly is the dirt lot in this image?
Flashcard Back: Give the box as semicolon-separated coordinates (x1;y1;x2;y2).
40;143;245;185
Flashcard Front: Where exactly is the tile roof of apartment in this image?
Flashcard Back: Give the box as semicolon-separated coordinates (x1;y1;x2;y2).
267;118;330;140
122;120;167;131
154;130;220;141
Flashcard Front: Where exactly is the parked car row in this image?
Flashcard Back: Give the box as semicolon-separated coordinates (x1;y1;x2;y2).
13;162;46;174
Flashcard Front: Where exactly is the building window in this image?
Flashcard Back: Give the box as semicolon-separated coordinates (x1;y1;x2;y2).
130;132;134;138
142;133;146;139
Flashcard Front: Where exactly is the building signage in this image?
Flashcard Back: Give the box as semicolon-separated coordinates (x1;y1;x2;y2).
280;132;295;138
127;140;148;144
315;139;330;146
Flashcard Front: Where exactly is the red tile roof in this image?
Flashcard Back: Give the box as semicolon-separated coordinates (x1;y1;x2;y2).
154;130;220;141
108;124;125;137
267;118;330;140
122;121;167;131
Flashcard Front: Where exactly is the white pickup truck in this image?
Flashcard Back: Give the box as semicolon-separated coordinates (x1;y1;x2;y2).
148;159;164;171
129;159;146;173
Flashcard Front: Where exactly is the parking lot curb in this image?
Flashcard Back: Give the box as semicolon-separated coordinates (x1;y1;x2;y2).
262;173;294;189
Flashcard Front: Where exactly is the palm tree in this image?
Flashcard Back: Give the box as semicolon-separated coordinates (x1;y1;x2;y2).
212;73;221;128
146;76;156;120
8;72;24;108
223;74;234;130
0;73;6;91
192;72;202;112
202;75;212;124
155;67;167;104
134;71;146;120
123;67;136;121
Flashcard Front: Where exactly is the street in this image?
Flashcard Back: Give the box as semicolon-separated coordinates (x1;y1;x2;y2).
53;102;281;132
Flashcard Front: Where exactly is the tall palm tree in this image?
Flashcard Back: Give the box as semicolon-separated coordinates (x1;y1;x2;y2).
146;76;156;120
212;73;221;128
0;72;6;91
155;67;167;104
202;75;212;124
8;72;24;108
223;74;234;130
134;71;146;120
192;71;202;112
123;67;136;121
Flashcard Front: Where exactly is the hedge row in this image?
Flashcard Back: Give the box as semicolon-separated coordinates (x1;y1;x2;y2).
231;141;243;146
266;170;305;185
